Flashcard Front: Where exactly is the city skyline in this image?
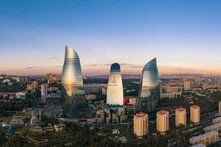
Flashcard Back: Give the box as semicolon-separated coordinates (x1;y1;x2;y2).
1;1;221;146
1;0;221;75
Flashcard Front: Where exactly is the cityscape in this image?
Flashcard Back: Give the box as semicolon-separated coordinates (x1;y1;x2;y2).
1;0;221;147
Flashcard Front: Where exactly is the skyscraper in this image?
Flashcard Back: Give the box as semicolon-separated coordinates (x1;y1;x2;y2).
184;79;192;91
156;110;169;134
190;105;200;125
61;46;86;117
106;63;124;105
219;101;221;115
134;112;149;138
175;107;187;127
61;46;84;97
41;84;48;102
137;58;160;112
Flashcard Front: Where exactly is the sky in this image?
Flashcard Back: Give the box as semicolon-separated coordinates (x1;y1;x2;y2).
0;0;221;76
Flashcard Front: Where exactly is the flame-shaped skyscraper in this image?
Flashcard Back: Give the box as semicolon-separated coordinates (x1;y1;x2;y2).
61;46;84;97
106;63;124;105
137;58;160;112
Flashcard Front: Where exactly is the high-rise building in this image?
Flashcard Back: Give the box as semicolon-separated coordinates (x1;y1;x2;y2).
190;105;200;125
175;107;187;127
184;79;192;91
61;46;84;97
134;112;149;138
156;110;169;134
41;84;48;102
106;63;124;105
137;58;160;112
219;101;221;115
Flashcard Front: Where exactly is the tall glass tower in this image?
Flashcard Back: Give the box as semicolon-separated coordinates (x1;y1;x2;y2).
137;58;160;112
106;63;124;105
61;46;84;97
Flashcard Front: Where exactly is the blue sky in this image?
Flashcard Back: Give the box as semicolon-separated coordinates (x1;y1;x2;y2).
0;0;221;75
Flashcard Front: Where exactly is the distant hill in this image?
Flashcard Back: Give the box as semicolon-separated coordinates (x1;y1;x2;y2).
86;74;204;80
87;74;140;79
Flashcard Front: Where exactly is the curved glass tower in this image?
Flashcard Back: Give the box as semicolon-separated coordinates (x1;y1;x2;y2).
106;63;124;105
138;58;160;112
61;46;84;97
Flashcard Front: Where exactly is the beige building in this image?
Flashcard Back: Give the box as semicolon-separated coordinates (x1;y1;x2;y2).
190;105;200;125
160;85;182;99
85;94;96;100
27;81;38;92
134;112;149;137
189;131;219;145
128;97;137;106
156;110;169;134
219;101;221;115
202;84;220;90
175;107;187;127
184;79;192;91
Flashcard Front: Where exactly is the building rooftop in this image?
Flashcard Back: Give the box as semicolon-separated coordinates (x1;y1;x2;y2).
157;110;169;115
134;112;148;117
190;131;218;141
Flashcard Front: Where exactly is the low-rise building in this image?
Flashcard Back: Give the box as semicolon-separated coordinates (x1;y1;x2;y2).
202;84;220;90
204;122;221;132
84;84;107;94
190;143;206;147
10;116;27;125
189;131;219;145
85;94;96;100
118;136;127;143
212;116;221;124
26;81;38;92
112;129;120;135
30;126;43;133
54;124;66;132
43;124;54;132
15;92;26;99
160;85;182;99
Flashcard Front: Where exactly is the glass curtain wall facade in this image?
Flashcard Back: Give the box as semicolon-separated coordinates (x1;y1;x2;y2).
106;63;124;105
61;46;84;97
138;58;160;112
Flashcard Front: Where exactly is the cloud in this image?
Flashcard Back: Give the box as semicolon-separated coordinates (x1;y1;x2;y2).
54;65;62;67
104;64;111;66
120;63;143;68
24;66;39;69
121;63;134;66
128;65;143;68
84;64;99;67
50;57;58;60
